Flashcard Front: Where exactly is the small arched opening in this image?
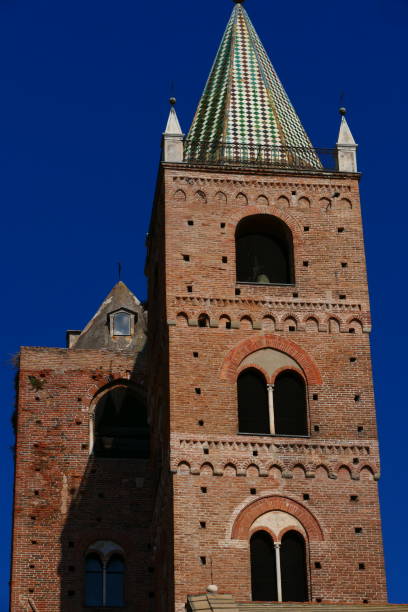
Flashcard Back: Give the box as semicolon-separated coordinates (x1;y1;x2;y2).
274;371;308;436
236;215;294;284
93;386;149;459
237;368;269;434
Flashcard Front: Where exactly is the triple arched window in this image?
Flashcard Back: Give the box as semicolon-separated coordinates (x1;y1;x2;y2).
237;368;308;436
93;386;149;459
250;530;308;602
85;547;125;607
236;214;294;285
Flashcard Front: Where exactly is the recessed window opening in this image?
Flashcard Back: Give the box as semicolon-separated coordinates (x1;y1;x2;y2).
250;530;308;603
274;371;308;436
93;386;149;459
85;552;125;608
113;312;132;336
238;369;269;435
236;215;294;284
237;368;308;437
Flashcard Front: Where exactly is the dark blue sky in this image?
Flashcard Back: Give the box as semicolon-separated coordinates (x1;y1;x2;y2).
0;0;407;607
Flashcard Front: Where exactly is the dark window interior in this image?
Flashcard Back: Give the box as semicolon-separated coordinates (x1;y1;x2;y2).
238;369;269;434
236;215;293;284
85;554;103;607
280;531;308;602
85;553;125;608
94;387;149;458
106;555;125;607
250;531;277;602
274;371;308;436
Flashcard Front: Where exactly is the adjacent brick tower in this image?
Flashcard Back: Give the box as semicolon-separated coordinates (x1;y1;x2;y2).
10;2;392;611
149;1;387;610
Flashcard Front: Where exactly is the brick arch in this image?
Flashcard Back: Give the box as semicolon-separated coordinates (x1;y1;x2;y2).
220;334;323;385
230;205;303;245
231;495;324;542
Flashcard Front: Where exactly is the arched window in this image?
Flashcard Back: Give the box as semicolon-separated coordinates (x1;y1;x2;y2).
236;215;293;285
250;531;277;602
85;554;103;607
198;314;210;328
93;386;149;458
274;371;308;436
280;531;308;602
237;369;269;434
85;552;125;607
250;530;308;603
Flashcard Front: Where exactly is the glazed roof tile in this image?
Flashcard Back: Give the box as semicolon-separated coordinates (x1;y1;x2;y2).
186;4;314;151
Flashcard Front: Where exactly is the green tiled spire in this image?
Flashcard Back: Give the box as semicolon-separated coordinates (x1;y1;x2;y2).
186;3;315;151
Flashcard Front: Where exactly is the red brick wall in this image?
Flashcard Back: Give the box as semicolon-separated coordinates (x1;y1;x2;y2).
10;347;155;612
159;164;387;611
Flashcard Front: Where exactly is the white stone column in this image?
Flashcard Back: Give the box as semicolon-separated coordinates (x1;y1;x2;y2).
267;384;275;434
274;542;283;602
336;107;357;172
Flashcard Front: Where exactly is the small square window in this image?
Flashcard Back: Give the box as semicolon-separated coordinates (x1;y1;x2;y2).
198;420;204;426
183;254;190;262
350;357;357;363
304;226;310;232
250;488;257;495
220;222;226;229
353;458;360;465
303;261;309;267
201;487;207;494
355;527;363;534
235;288;241;296
339;294;346;300
289;326;296;332
293;292;299;298
195;388;201;395
222;256;228;263
357;426;364;433
252;450;258;457
112;311;132;336
313;394;318;401
354;394;361;402
350;495;359;502
188;220;194;226
314;425;320;432
200;521;206;529
315;562;322;569
193;352;199;358
203;448;209;455
341;262;348;268
338;227;345;233
303;493;310;501
187;285;193;293
200;556;207;565
359;563;366;570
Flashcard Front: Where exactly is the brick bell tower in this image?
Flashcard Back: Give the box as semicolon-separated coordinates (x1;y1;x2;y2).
147;0;388;610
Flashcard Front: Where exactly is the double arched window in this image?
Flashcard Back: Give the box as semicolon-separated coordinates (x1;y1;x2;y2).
250;530;308;602
85;544;125;607
236;215;294;285
237;369;308;436
93;386;149;459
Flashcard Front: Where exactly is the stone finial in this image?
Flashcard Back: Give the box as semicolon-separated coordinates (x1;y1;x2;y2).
162;98;184;162
207;585;219;594
336;107;358;172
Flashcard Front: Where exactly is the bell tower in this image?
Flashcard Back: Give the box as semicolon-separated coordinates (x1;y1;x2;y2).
147;1;387;610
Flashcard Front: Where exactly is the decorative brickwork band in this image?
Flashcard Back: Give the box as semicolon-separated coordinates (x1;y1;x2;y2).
231;495;324;541
220;334;323;385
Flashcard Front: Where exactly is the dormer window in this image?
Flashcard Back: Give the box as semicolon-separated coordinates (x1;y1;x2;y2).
109;309;137;337
113;312;131;336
